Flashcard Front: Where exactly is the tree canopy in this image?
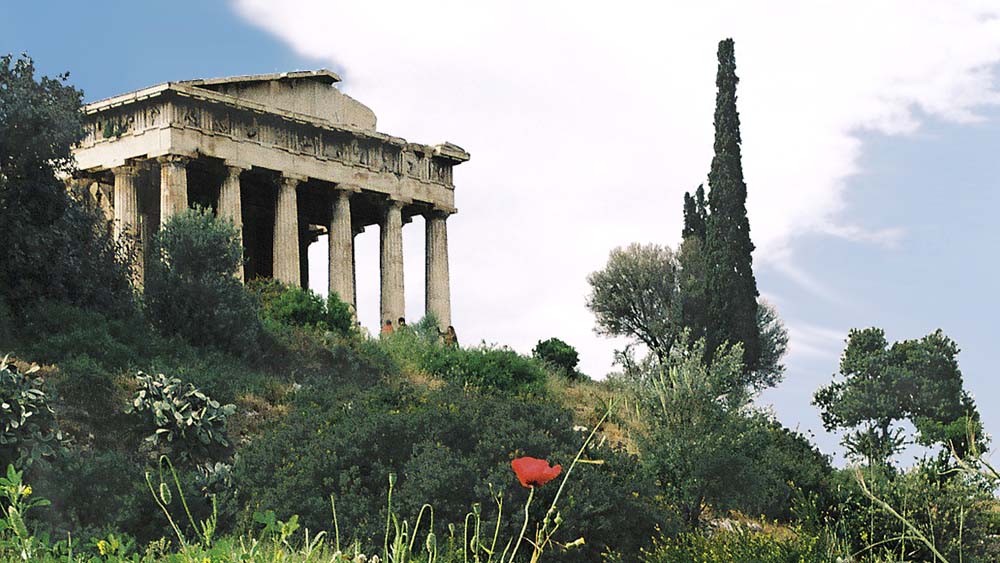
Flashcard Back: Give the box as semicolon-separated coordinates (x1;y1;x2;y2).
0;54;133;313
586;243;682;361
813;327;983;467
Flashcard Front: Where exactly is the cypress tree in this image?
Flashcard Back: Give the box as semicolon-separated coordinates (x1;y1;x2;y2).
703;38;761;370
681;184;708;240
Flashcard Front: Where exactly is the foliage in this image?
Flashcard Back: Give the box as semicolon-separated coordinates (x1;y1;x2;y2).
676;236;707;346
681;184;707;240
640;526;840;563
813;327;982;467
532;338;583;380
0;54;134;315
380;320;548;394
0;359;68;468
753;299;789;391
253;280;355;337
145;208;263;355
0;464;51;559
831;462;1000;563
629;337;830;527
586;243;682;361
233;383;662;562
126;372;236;461
702;39;761;372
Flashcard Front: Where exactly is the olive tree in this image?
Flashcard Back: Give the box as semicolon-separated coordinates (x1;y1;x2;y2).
586;243;682;361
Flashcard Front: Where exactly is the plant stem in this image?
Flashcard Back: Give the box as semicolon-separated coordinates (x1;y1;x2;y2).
507;486;534;563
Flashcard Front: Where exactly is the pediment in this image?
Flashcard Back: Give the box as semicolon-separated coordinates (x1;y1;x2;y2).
181;70;377;131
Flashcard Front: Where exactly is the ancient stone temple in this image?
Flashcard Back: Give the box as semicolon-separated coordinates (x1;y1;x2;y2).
71;70;468;328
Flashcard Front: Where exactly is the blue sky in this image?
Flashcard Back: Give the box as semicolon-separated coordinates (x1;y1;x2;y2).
4;1;998;463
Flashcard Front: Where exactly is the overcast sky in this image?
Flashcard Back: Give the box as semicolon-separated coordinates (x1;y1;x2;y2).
4;1;999;463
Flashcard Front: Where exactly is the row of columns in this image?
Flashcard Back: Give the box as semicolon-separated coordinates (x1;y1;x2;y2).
109;156;452;329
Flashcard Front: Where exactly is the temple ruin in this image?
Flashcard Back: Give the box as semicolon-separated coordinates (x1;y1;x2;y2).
71;70;469;328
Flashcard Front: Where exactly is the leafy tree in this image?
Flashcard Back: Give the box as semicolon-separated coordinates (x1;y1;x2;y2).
586;243;682;361
532;337;583;380
0;54;133;314
632;336;827;528
635;338;752;526
813;327;983;467
702;39;761;371
145;208;262;354
753;299;788;391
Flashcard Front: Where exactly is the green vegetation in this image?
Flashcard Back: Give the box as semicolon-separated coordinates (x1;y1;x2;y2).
0;40;996;563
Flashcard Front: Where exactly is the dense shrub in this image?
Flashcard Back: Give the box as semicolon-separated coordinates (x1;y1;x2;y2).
15;300;148;371
145;209;262;355
252;280;354;336
533;337;584;380
233;382;662;562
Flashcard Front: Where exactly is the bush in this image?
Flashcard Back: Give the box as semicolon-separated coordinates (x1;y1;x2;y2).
252;280;355;337
533;337;584;380
0;359;68;468
126;372;235;462
380;322;548;394
145;209;262;355
233;382;662;562
15;300;147;371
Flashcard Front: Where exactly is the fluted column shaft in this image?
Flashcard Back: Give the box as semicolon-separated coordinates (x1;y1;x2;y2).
328;190;355;307
113;164;142;284
425;211;452;328
380;200;405;324
219;165;245;281
113;165;140;243
158;155;189;224
273;176;301;286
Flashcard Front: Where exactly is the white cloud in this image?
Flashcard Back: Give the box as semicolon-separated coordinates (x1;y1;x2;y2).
235;0;1000;378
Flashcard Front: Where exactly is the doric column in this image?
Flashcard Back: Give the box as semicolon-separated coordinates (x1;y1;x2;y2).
112;164;140;243
425;210;452;328
219;165;245;281
158;155;189;224
328;188;356;307
113;164;142;283
273;175;301;286
380;199;406;324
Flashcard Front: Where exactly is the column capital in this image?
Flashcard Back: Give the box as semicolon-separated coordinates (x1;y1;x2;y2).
282;172;308;183
336;183;363;194
157;154;190;167
112;163;140;177
224;162;251;175
385;196;412;210
424;206;457;219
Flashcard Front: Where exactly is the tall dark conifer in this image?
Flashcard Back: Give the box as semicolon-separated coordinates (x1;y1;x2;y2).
681;184;708;240
703;39;761;370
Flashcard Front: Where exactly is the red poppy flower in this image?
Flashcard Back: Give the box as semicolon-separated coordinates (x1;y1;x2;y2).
511;456;561;488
